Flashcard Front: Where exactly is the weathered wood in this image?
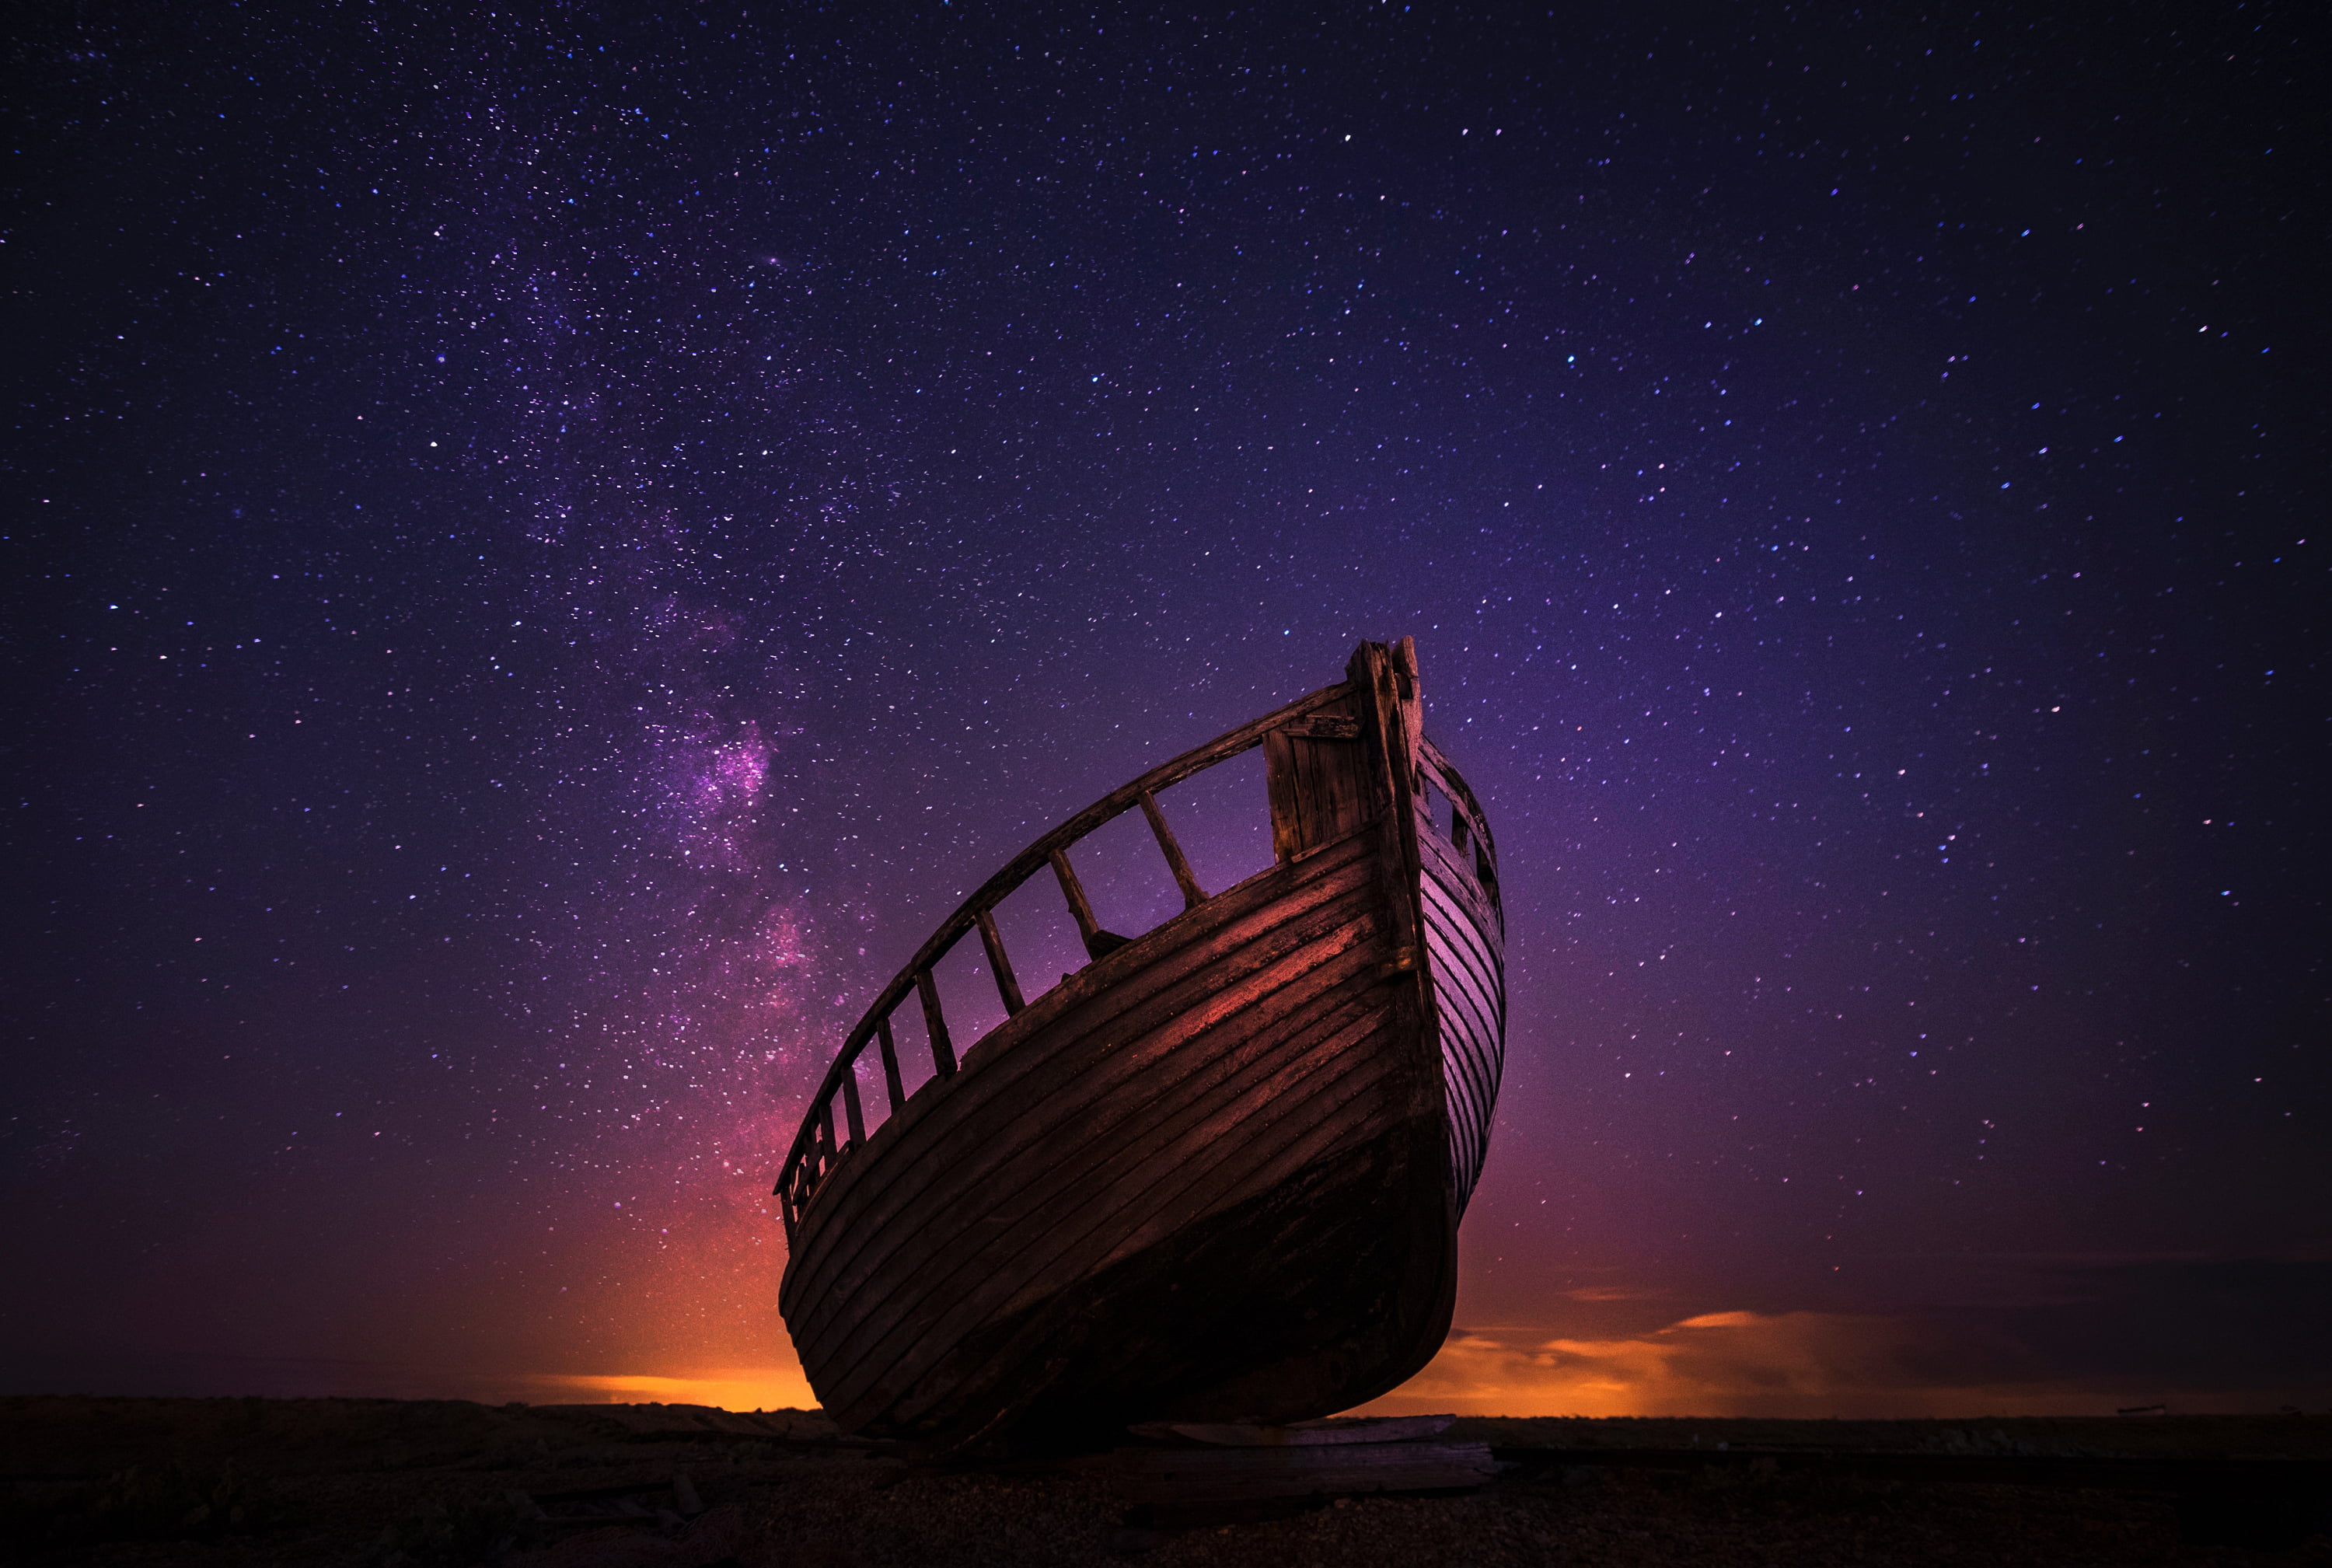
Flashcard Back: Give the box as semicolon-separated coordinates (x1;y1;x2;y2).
842;1011;1405;1431
1048;847;1096;943
975;908;1025;1015
1419;735;1496;865
1139;790;1208;910
877;1014;906;1112
826;1014;1399;1406
789;863;1390;1355
1419;819;1506;1213
917;1072;1440;1444
808;924;1399;1413
776;641;1503;1453
783;855;1370;1301
1418;815;1503;942
811;1001;1395;1401
801;908;1419;1438
789;890;1402;1406
781;838;1383;1323
1262;731;1300;864
915;969;956;1077
1048;847;1127;960
1346;641;1437;1141
1280;714;1362;740
1264;697;1372;865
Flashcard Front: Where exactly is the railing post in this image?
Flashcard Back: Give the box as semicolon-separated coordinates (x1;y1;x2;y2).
773;1154;798;1241
840;1060;865;1146
916;969;957;1076
1049;848;1101;948
1139;790;1208;910
975;909;1026;1015
1049;848;1126;960
877;1014;906;1111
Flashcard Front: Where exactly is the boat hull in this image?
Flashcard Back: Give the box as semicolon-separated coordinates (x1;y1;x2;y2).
774;641;1503;1452
779;826;1454;1447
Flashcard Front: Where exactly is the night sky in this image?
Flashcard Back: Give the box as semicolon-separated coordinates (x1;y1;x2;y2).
8;3;2324;1418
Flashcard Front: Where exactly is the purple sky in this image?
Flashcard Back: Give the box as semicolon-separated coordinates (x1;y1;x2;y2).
7;1;2323;1416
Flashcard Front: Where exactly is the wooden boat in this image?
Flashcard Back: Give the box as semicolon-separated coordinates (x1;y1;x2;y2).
773;638;1505;1452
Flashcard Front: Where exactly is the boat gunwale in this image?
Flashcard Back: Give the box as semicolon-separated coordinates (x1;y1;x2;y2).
1417;735;1498;867
1415;738;1503;936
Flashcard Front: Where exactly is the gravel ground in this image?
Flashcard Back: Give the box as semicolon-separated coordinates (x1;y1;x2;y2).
2;1398;2323;1566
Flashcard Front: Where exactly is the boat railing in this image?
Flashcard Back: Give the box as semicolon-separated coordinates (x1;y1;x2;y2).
774;677;1360;1241
1416;735;1502;917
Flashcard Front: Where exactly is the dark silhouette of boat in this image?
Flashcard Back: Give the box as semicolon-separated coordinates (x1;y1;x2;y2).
773;639;1505;1451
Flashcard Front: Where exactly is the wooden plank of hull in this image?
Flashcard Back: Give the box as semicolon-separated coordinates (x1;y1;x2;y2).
1416;815;1505;1214
781;825;1455;1447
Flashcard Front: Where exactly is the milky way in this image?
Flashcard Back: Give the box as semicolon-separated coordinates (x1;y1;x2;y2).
8;4;2323;1413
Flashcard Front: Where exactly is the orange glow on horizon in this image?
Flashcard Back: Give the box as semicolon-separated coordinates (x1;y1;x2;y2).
522;1365;818;1412
512;1307;2270;1421
1350;1308;2229;1420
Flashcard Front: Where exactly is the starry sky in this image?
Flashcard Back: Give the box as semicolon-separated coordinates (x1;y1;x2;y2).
7;2;2324;1417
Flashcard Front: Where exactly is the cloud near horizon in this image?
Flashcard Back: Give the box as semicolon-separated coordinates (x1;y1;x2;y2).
1353;1308;2255;1420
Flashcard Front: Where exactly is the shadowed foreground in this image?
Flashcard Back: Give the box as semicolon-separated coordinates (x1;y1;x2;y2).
2;1396;2325;1566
